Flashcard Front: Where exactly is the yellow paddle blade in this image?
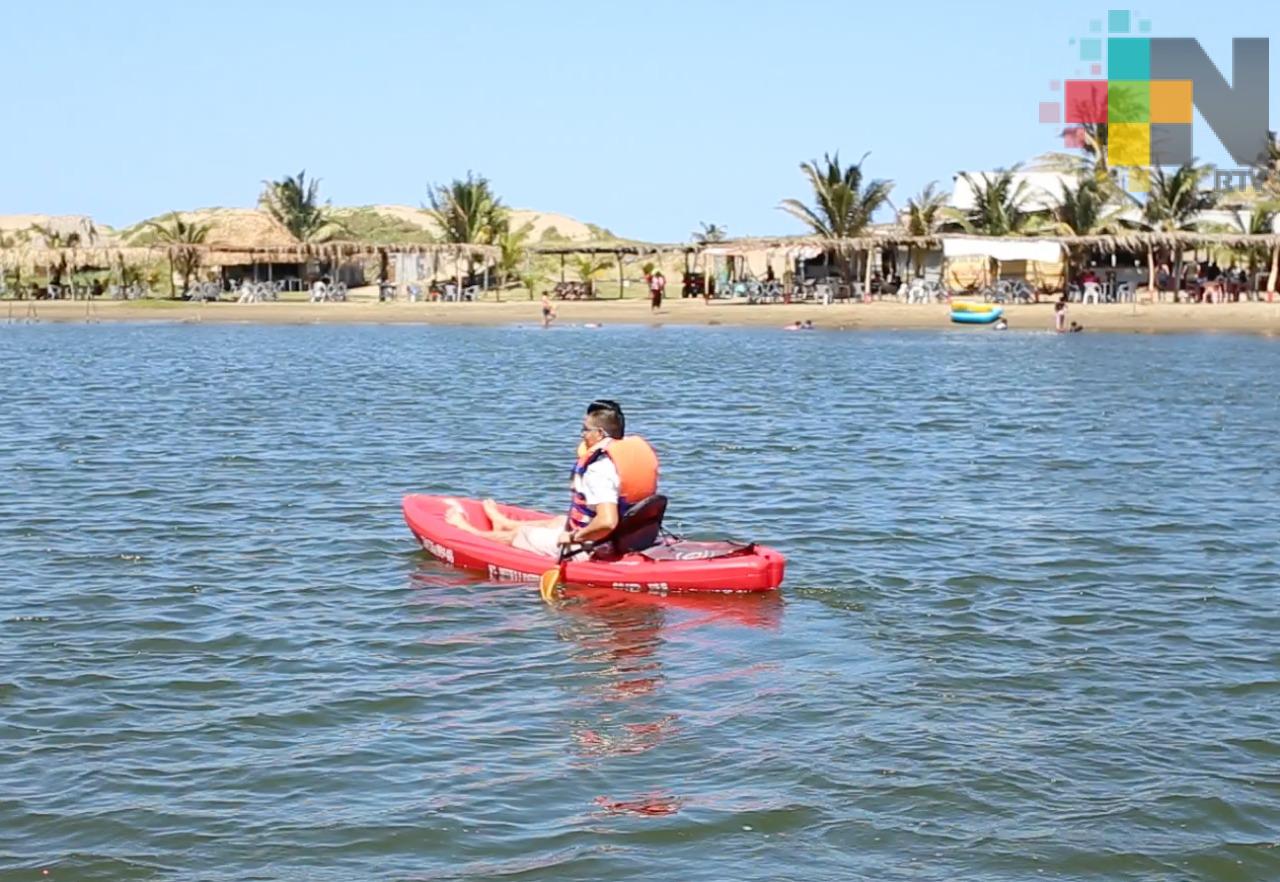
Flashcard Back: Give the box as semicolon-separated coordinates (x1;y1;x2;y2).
538;568;562;603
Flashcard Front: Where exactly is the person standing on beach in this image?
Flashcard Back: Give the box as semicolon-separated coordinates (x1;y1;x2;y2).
1054;298;1068;333
540;292;556;328
649;271;666;312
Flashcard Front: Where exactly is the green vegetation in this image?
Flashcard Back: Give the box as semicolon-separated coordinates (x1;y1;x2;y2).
426;172;506;246
496;221;535;289
260;170;345;242
903;183;946;278
693;222;727;244
1046;176;1124;286
779;152;893;240
26;222;98;286
780;152;892;280
947;167;1042;236
330;208;434;244
143;212;212;297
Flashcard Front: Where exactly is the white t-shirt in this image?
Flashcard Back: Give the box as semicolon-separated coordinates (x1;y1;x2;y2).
576;456;620;506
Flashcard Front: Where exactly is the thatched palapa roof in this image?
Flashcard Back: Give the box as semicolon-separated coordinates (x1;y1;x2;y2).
0;240;500;272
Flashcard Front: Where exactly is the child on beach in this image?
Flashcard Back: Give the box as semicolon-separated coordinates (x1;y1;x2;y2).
541;293;556;328
1054;299;1067;333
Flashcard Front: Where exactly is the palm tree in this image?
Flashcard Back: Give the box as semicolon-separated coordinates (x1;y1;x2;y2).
495;220;534;293
1;228;30;294
572;255;611;297
1133;162;1214;289
693;222;727;244
948;167;1043;236
1053;86;1145;186
779;152;893;280
1253;131;1280;193
902;182;946;278
1044;175;1124;288
144;212;213;297
28;221;97;288
426;172;507;283
259;170;344;243
946;167;1045;286
1249;132;1280;291
1229;203;1279;293
426;172;507;246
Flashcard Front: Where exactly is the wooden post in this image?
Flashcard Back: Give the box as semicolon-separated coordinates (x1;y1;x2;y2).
616;251;624;299
864;247;873;301
560;253;566;283
1268;243;1279;300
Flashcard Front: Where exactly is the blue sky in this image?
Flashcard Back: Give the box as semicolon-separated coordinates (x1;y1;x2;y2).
1;0;1275;240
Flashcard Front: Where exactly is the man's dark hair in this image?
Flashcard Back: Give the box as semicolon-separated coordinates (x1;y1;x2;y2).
587;399;625;438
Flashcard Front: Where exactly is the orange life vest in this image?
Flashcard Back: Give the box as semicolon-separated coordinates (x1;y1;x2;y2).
567;436;660;531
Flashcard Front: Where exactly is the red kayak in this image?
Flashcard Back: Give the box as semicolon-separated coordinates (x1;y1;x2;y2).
402;494;785;593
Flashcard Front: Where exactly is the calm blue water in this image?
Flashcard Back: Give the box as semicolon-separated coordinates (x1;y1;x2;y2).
2;321;1278;882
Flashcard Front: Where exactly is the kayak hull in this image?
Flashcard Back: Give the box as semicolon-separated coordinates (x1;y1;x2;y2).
402;494;785;593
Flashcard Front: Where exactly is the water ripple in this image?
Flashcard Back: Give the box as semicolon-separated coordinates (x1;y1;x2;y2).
1;324;1278;881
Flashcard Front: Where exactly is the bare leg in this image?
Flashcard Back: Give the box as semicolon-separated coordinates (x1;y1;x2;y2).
445;506;520;545
482;499;564;532
482;499;524;532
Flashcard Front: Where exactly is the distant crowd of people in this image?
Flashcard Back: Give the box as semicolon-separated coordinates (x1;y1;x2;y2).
1153;260;1254;303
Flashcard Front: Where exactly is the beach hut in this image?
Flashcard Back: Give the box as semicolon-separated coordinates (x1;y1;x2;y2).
529;242;694;299
942;237;1066;293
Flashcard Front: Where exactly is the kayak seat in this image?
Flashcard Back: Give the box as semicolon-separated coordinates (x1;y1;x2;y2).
591;494;667;560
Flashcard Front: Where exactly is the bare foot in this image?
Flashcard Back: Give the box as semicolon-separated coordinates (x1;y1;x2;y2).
444;506;469;528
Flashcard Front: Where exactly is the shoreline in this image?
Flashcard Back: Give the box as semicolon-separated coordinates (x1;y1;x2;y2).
8;298;1280;336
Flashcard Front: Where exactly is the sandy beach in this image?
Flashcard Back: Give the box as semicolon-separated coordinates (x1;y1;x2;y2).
11;296;1280;335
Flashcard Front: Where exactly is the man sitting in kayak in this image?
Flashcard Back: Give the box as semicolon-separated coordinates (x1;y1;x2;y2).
444;399;660;557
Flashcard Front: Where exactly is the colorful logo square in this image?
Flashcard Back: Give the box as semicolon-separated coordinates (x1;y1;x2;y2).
1109;122;1151;165
1108;38;1151;79
1064;80;1108;123
1150;80;1192;124
1108;81;1150;123
1150;124;1193;165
